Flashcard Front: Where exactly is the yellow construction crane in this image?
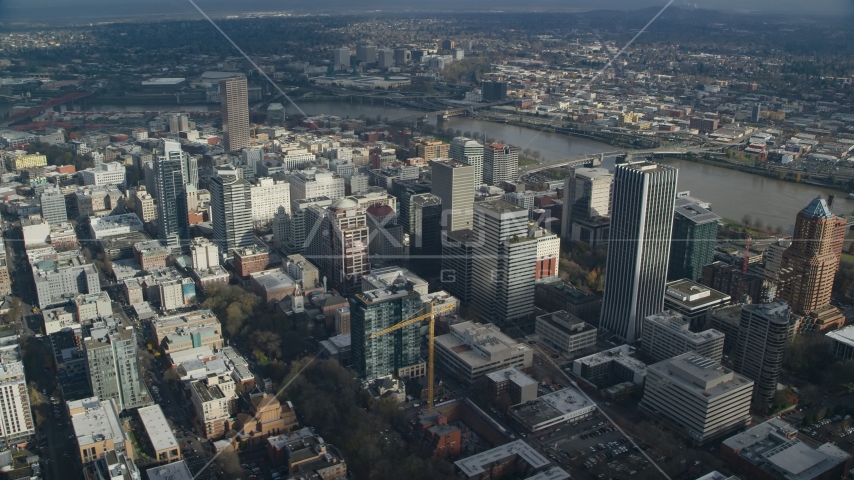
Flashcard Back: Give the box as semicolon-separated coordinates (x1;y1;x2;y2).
368;300;456;412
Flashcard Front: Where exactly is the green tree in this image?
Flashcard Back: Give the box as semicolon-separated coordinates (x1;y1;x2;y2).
202;284;260;337
250;330;282;360
282;359;459;480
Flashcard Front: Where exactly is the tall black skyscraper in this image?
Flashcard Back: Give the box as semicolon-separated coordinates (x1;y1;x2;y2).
668;196;720;282
751;103;762;123
390;179;431;233
482;81;508;102
410;194;443;277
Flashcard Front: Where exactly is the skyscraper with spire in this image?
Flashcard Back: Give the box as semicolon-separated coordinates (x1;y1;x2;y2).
779;196;847;327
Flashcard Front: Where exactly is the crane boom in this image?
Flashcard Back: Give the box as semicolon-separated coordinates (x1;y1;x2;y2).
368;301;457;411
368;302;455;339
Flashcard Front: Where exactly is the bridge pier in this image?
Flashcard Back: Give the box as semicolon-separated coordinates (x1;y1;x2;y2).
437;112;447;130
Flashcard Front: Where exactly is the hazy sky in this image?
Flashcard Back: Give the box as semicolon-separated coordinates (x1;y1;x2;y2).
0;0;850;24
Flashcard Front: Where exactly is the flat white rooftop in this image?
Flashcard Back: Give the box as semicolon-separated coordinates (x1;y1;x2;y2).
486;367;536;388
146;460;193;480
436;321;531;367
69;397;126;448
527;467;571;480
574;344;647;373
827;324;854;346
137;405;178;453
527;385;592;413
722;418;850;480
455;440;549;478
649;353;753;398
363;266;427;290
510;385;596;431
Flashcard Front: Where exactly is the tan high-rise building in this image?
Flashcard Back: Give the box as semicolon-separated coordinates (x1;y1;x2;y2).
780;196;846;321
431;159;475;232
413;139;450;160
483;143;519;186
219;77;250;152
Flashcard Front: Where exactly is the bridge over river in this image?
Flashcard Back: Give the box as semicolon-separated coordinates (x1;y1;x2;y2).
519;146;712;180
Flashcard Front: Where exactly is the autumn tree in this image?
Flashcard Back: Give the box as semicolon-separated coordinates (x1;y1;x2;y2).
250;330;282;363
202;284;260;337
282;359;459;480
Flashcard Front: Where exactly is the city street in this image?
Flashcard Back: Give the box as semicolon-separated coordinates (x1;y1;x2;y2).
24;335;79;480
3;218;78;480
137;340;219;480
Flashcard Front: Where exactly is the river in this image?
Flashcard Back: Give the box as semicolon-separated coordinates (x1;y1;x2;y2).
291;101;854;230
658;157;853;232
6;98;851;231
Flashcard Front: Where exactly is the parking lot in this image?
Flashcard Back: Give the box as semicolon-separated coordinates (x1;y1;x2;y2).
800;413;854;445
523;351;738;479
524;415;648;475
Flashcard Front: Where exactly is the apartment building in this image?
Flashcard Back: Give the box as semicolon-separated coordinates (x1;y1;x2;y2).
190;238;219;271
33;260;100;309
68;397;133;465
133;240;169;271
133;187;158;223
83;317;150;411
137;405;181;465
485;367;538;405
79;162;126;187
733;301;797;410
190;373;237;439
413;139;450;160
0;336;35;448
289;168;345;202
73;292;111;322
149;309;223;352
250;177;290;224
233;246;269;278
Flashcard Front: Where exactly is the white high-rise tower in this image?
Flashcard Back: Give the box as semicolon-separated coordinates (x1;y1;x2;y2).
599;161;678;343
209;165;254;254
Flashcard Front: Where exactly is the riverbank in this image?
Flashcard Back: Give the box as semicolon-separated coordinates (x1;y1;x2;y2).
87;93;207;105
468;111;662;150
672;153;849;194
659;156;854;232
